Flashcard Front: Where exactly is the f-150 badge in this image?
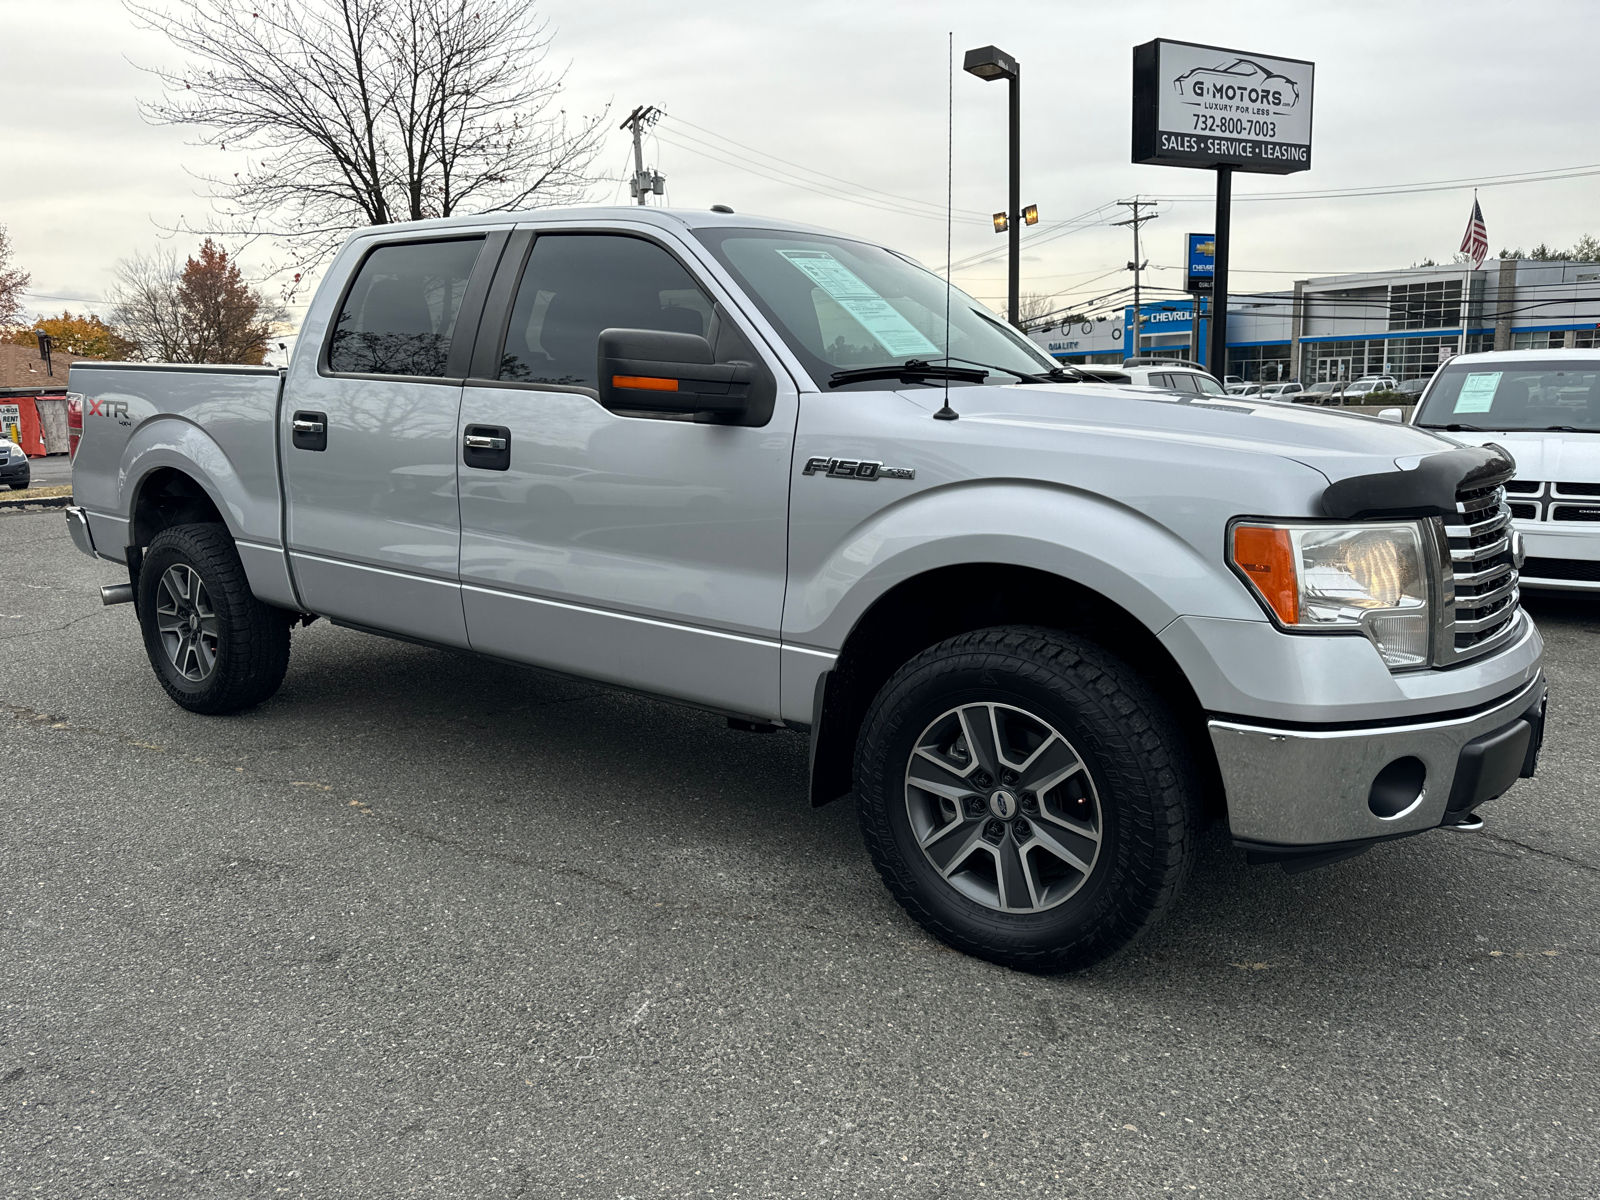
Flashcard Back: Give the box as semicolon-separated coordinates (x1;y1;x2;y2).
802;456;915;481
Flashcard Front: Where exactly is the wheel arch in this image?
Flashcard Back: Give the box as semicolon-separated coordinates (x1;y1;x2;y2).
808;562;1225;822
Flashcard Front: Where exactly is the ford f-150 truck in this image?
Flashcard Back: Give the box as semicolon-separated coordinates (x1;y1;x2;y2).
64;207;1547;971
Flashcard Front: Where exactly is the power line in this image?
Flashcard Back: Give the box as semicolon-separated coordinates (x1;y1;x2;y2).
652;130;994;227
660;114;993;220
1144;163;1600;204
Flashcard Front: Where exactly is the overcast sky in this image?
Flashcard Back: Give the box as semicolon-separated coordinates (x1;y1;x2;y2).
4;0;1597;331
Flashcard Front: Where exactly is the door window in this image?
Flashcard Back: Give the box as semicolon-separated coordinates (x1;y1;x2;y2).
498;235;713;390
327;238;484;378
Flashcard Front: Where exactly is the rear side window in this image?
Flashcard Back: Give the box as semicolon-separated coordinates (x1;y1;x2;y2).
328;238;484;377
498;235;712;390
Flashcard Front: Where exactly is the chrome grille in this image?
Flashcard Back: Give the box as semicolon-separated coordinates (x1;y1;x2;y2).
1440;482;1520;662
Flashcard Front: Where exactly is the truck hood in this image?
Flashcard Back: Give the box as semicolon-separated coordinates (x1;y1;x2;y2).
899;383;1460;487
1421;427;1600;484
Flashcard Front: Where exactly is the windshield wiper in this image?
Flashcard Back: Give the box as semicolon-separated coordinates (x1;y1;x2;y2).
828;360;989;388
923;355;1085;384
1541;425;1600;433
1420;422;1490;432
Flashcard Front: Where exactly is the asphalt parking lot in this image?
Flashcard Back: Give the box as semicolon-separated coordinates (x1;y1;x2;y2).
2;508;1597;1199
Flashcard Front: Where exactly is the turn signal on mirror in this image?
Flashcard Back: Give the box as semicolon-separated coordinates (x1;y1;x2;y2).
612;375;678;391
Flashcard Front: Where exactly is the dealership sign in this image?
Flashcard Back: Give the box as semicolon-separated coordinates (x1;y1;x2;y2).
1133;39;1314;174
1186;234;1215;292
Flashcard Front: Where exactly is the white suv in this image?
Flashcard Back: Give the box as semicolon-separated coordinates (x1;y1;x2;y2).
1115;359;1228;395
1409;348;1600;590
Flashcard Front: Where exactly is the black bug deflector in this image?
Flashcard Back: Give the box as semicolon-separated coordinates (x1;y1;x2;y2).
1320;443;1516;520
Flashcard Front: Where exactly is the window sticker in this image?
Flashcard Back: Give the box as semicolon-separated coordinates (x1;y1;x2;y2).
1453;371;1502;414
777;249;940;358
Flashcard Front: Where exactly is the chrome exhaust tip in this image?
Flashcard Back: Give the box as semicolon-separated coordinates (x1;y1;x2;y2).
100;582;134;606
1441;811;1485;832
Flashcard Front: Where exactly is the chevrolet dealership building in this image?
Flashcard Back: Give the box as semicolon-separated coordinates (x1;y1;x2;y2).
1030;257;1600;382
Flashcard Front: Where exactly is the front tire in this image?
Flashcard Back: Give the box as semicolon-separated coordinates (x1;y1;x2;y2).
137;523;290;714
855;626;1197;973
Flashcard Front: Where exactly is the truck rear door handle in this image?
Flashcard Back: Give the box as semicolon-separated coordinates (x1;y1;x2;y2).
462;424;511;471
292;410;328;452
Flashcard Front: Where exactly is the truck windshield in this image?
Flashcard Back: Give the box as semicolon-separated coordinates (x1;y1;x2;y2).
1415;360;1600;432
693;228;1058;389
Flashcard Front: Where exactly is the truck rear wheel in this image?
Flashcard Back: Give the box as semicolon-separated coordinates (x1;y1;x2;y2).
136;523;290;715
854;626;1197;973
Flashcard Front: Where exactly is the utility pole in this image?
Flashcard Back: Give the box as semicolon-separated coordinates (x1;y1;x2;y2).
1113;198;1158;360
620;106;665;205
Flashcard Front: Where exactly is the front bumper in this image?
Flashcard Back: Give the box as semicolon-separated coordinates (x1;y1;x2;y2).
0;460;28;485
1211;674;1546;847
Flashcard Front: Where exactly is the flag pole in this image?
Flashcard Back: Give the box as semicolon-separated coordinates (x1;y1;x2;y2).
1461;189;1479;359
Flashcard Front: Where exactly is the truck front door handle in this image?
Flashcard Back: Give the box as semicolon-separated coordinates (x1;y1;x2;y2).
464;434;507;450
293;419;325;434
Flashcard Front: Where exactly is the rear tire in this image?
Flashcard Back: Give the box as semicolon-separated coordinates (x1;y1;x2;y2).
137;523;290;714
855;626;1197;973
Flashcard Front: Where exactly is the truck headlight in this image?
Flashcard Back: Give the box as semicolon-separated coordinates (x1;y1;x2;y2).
1230;521;1431;669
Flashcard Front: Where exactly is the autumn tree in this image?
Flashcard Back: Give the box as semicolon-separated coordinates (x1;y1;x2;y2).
127;0;609;278
110;240;286;364
5;312;137;360
0;225;29;328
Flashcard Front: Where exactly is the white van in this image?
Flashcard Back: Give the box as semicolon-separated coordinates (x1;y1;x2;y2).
1409;349;1600;590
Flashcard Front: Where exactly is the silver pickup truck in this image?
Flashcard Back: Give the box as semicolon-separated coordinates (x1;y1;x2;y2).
64;207;1547;971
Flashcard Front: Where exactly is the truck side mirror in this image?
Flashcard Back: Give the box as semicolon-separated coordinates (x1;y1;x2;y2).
1377;407;1404;423
597;328;752;422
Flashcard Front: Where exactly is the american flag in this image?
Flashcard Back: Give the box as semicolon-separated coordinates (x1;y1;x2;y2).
1460;196;1488;269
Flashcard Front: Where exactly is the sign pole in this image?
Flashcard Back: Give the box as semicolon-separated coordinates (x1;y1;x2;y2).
1208;166;1232;381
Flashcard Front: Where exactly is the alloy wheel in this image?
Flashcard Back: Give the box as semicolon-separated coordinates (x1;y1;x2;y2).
904;702;1102;912
155;564;219;682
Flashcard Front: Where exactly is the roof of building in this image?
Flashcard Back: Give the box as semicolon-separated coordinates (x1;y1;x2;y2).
0;342;99;390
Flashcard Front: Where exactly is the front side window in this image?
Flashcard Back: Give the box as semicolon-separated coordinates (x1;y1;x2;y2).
498;235;713;390
1415;360;1600;431
693;228;1057;389
328;238;484;377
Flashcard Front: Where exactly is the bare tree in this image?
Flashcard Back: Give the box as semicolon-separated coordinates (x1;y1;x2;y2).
1015;292;1062;332
0;226;31;328
110;249;188;362
126;0;610;280
110;241;288;363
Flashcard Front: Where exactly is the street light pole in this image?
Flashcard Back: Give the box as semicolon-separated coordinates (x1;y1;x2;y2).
1007;63;1020;328
964;46;1025;328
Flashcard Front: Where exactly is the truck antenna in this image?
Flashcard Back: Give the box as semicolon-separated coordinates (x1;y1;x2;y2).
934;32;959;422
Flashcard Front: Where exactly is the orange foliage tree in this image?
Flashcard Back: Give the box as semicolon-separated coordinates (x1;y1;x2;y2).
5;311;137;360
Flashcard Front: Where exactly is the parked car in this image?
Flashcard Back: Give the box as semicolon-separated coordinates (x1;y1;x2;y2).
1342;377;1400;399
1409;348;1600;592
1226;382;1262;396
1115;359;1228;395
0;439;29;490
1259;382;1304;398
1295;381;1340;404
66;206;1546;972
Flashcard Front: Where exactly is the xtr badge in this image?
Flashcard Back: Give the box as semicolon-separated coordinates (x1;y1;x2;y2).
801;457;915;481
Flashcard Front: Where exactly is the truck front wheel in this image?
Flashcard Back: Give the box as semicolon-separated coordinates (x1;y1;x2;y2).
855;626;1197;973
136;523;291;714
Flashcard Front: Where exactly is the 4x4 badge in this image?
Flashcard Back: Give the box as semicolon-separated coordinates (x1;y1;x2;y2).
802;456;914;481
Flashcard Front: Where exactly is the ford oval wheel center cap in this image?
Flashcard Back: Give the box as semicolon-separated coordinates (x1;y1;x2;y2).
989;789;1018;820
